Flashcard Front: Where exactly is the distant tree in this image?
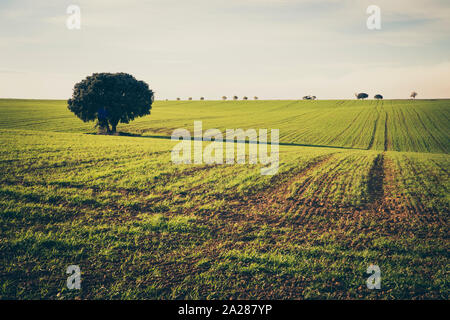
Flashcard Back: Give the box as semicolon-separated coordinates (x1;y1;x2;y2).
177;97;181;101
222;96;227;100
243;96;248;100
254;96;258;100
233;96;238;100
303;95;312;100
410;91;418;99
200;97;205;100
374;94;383;100
355;92;369;100
188;97;192;101
311;96;317;100
67;72;153;134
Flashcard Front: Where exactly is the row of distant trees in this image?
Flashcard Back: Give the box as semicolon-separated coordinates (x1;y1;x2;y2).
172;91;419;101
174;96;259;101
355;92;418;100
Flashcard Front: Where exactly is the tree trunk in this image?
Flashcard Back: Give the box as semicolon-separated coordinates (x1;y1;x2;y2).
110;120;118;134
98;118;111;134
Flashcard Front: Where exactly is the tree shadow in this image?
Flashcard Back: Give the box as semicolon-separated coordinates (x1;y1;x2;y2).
84;132;366;151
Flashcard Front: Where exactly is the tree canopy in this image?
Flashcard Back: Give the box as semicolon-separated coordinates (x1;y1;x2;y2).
68;73;153;134
355;93;369;100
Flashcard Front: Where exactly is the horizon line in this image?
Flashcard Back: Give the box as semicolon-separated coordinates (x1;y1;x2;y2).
1;97;450;101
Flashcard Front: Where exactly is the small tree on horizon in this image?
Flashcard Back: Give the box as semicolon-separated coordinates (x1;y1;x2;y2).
200;97;205;100
233;96;238;100
188;97;192;100
374;94;383;100
67;72;153;134
254;96;258;100
243;96;248;100
355;93;369;100
410;91;418;99
222;96;227;100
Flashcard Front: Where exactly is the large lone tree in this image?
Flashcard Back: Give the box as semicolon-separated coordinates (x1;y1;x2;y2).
68;73;154;134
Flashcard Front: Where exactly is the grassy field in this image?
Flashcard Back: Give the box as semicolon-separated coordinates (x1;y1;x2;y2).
1;99;448;153
0;99;449;299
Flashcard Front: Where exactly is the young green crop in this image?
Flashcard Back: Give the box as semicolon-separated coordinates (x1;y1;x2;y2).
1;98;448;152
0;98;448;299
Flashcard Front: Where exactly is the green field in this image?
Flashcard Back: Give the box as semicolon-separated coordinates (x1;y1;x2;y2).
0;99;449;299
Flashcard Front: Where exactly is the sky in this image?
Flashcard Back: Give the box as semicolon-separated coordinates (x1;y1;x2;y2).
0;0;449;100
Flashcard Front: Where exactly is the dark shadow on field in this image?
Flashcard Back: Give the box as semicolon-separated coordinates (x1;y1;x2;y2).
85;132;366;151
367;153;385;204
